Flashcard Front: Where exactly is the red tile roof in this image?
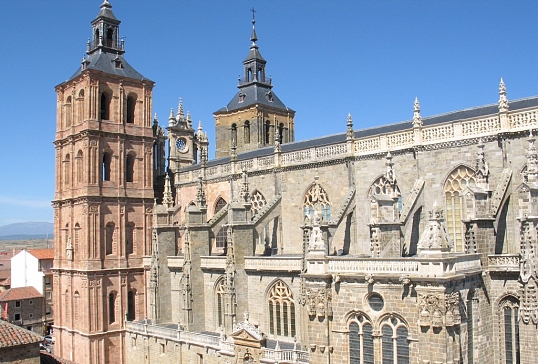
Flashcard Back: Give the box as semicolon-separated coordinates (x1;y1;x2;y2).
0;319;42;347
0;287;42;301
28;249;54;260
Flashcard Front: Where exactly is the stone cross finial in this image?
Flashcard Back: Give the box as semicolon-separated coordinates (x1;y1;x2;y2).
412;97;422;127
499;78;509;112
346;113;354;140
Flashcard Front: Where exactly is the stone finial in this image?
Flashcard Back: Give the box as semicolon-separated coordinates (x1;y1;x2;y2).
417;201;453;254
162;174;174;208
177;97;184;117
526;129;538;185
195;176;207;208
187;111;192;129
412;97;422;127
475;138;489;188
168;108;175;127
346;113;354;140
499;78;509;112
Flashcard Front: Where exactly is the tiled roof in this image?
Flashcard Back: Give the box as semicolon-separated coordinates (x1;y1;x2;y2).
0;319;42;347
28;249;54;260
0;287;42;301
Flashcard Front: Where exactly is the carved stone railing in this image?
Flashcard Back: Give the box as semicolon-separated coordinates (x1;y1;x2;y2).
178;105;538;184
126;321;309;363
487;254;519;272
325;254;481;278
244;256;303;272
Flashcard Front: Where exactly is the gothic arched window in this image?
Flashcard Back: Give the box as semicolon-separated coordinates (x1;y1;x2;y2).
500;297;520;364
303;183;331;221
77;89;85;123
127;290;136;321
74;291;80;324
444;166;476;252
126;153;135;183
380;316;409;364
64;154;71;185
126;222;134;255
126;95;136;124
265;121;271;145
215;277;225;328
100;92;110;120
76;150;83;184
105;222;115;255
244;120;250;144
215;226;227;249
65;96;72;128
268;280;295;338
278;123;284;144
214;197;227;214
349;315;374;364
102;152;111;181
108;292;116;324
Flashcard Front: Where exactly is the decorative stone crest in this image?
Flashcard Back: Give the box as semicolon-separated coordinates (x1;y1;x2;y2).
162;174;174;208
305;287;333;318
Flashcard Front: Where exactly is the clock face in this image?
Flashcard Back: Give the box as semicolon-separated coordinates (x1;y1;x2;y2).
176;137;187;152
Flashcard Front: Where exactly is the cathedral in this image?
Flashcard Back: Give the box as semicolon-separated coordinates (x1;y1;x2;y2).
53;2;538;364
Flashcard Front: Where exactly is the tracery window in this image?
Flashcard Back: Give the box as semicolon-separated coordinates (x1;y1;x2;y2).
380;317;409;364
250;190;267;215
214;197;227;214
303;183;331;221
444;166;476;252
500;297;520;364
349;315;374;364
215;277;225;327
268;280;295;337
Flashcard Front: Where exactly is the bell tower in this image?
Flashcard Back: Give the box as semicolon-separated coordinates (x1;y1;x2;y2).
213;13;295;158
52;1;166;363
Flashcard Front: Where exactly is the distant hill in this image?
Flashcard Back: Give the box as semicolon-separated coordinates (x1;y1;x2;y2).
0;222;53;241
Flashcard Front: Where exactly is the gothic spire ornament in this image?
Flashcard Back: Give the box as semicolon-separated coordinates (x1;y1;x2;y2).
526;128;538;185
346;113;354;140
475;138;489;189
412;97;422;127
499;78;509;112
195;176;207;208
177;97;184;117
162;174;173;208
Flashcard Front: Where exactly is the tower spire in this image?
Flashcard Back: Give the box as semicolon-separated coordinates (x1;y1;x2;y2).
250;8;258;45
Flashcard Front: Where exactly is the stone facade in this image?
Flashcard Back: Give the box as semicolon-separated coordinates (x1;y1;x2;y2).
55;2;538;364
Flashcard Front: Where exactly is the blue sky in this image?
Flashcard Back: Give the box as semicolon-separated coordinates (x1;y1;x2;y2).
1;1;538;227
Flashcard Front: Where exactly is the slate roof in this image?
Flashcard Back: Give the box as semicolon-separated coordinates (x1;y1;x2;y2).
28;249;54;261
0;287;42;302
185;95;538;173
216;83;291;113
0;319;42;347
66;51;150;83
